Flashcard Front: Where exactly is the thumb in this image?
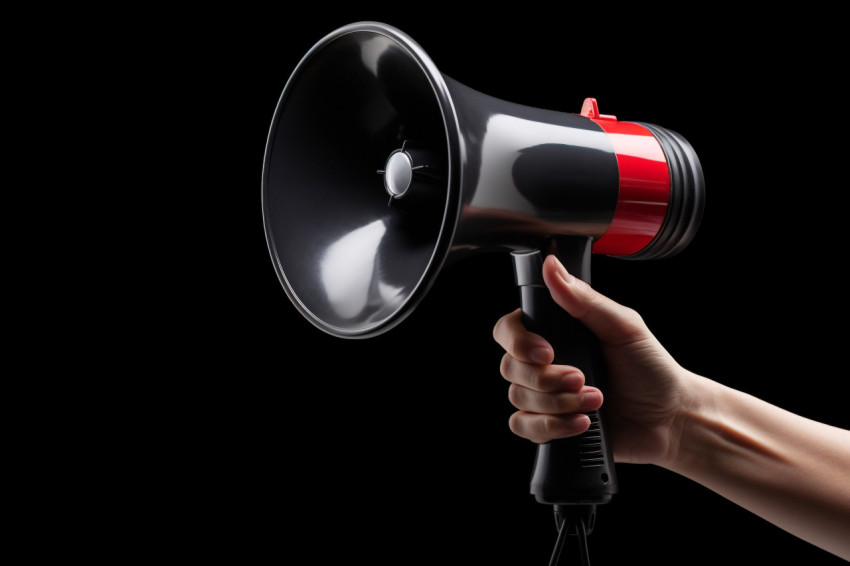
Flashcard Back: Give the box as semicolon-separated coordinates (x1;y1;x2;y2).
541;254;646;346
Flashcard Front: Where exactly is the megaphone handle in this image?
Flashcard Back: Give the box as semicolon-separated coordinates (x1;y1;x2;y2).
510;237;618;511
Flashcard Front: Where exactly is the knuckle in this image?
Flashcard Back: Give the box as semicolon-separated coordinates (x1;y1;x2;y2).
550;391;575;414
507;384;525;408
499;353;513;379
540;415;557;439
508;412;528;439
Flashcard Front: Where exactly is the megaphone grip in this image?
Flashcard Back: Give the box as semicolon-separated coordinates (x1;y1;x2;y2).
511;242;618;507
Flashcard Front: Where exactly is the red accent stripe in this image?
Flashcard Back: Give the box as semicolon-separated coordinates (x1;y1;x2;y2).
591;120;670;256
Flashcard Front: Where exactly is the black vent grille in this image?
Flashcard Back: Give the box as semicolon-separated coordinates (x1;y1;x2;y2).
579;411;605;468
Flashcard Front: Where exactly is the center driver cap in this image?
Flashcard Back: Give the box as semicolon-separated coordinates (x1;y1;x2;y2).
383;149;413;199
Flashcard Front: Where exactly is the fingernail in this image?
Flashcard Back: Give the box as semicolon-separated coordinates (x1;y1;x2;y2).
572;414;591;433
530;347;552;364
551;256;574;284
579;390;603;410
561;372;584;391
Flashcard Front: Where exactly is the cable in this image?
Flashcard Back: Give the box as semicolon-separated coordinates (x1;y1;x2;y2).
547;506;592;566
548;511;569;566
576;517;590;566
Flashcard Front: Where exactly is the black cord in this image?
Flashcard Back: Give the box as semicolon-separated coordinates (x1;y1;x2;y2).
576;517;590;566
547;507;592;566
547;512;569;566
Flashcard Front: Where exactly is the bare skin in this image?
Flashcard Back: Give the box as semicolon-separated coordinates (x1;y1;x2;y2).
493;255;850;560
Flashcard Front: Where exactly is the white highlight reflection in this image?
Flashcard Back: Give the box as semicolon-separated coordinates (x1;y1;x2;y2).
320;220;403;320
360;36;389;76
471;114;611;212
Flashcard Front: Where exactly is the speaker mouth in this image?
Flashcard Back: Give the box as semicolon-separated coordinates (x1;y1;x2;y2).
262;22;461;338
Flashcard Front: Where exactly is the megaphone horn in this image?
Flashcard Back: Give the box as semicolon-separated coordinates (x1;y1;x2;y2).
262;21;703;339
261;20;705;563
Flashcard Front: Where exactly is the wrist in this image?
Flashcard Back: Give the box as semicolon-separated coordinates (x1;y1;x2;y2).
661;371;724;475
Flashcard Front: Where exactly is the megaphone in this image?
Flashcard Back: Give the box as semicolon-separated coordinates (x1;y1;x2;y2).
262;20;704;564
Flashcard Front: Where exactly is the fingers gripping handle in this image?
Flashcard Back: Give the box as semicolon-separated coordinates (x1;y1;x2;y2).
510;239;618;513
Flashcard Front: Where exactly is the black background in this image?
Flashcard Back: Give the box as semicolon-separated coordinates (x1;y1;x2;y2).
97;8;848;565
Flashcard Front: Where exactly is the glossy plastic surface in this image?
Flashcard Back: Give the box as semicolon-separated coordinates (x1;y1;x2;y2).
445;80;620;253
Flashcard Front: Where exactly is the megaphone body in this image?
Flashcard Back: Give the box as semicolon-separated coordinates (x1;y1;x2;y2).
262;19;704;557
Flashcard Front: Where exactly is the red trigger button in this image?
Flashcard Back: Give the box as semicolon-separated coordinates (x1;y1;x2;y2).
580;98;617;121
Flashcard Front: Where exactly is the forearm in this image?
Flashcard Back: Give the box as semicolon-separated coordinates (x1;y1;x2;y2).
666;372;850;560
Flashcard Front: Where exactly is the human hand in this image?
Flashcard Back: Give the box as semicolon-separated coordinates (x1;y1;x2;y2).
493;254;691;466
